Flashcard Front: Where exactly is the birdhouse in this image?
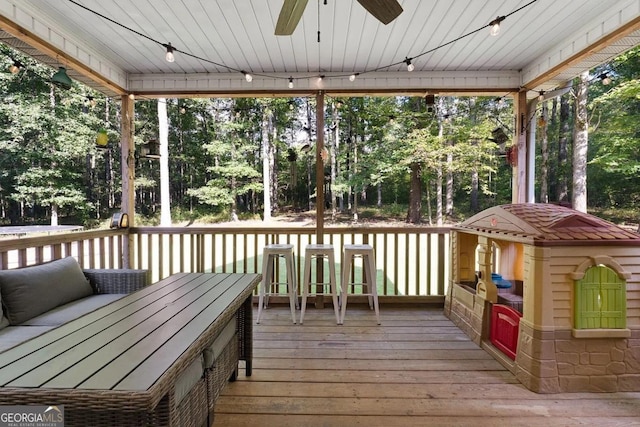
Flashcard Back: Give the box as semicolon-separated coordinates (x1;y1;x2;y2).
141;139;160;159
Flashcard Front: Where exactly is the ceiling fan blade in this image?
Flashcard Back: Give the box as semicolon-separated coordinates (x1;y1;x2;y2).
275;0;309;35
356;0;403;25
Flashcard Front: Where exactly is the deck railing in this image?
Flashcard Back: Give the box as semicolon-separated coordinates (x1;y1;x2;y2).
0;226;451;300
131;226;450;299
0;229;128;270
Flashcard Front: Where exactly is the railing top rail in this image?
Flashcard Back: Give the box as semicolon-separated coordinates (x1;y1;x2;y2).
130;225;453;235
0;229;126;252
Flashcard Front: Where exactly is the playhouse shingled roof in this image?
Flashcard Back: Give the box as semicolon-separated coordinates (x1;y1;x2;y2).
455;203;640;246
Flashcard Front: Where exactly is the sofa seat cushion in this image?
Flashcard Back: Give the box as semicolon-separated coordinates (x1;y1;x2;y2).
203;316;237;369
0;325;56;353
0;257;94;325
20;294;126;326
174;354;205;406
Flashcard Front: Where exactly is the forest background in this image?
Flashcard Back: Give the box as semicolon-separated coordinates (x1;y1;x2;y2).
1;42;639;229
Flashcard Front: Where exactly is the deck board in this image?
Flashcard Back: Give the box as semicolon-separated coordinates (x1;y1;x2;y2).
213;306;640;426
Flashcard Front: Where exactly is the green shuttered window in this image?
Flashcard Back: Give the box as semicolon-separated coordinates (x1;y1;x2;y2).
575;265;626;329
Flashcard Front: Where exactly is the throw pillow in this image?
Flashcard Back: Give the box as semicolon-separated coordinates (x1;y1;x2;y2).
0;257;94;325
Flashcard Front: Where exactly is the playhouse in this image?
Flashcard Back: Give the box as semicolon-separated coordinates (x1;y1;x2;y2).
444;203;640;393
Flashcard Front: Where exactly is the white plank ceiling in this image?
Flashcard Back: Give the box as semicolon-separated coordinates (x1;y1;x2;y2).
1;0;640;98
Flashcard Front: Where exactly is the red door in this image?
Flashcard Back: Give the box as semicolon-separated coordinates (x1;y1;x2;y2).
490;304;522;360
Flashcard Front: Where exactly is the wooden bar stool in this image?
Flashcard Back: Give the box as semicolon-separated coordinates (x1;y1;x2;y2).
340;244;380;325
257;243;298;324
300;243;340;324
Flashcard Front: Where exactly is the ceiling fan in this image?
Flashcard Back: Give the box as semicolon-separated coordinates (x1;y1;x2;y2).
275;0;403;36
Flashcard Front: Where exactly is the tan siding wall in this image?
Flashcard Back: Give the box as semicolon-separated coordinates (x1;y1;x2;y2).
548;246;640;328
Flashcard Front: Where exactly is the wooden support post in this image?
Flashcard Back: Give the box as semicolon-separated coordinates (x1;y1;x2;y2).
513;90;528;204
121;95;135;268
315;91;325;308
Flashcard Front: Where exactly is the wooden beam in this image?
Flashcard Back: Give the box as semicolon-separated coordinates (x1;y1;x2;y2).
0;15;126;95
121;95;135;268
316;91;325;244
315;91;325;309
513;90;528;204
128;88;520;99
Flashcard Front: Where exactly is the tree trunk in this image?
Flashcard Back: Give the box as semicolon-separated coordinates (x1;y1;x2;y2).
436;120;444;225
351;135;358;221
262;108;272;221
331;104;339;219
271;116;278;214
426;180;433;225
104;98;114;211
557;94;570;204
407;162;422;223
573;72;589;212
540;100;549;203
51;203;59;226
158;98;172;226
470;168;479;213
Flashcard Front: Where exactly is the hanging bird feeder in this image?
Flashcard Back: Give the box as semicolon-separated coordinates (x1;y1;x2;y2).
96;128;108;149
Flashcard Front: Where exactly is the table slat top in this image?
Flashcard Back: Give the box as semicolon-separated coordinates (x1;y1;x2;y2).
0;273;260;392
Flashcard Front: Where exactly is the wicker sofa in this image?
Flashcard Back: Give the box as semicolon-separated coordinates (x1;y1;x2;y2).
0;256;149;353
0;258;249;426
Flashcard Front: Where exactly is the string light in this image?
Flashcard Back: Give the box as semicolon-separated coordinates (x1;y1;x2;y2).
66;0;540;86
163;43;175;62
288;77;294;88
489;16;505;36
242;71;253;82
9;60;22;74
599;73;612;85
537;90;545;101
404;58;414;72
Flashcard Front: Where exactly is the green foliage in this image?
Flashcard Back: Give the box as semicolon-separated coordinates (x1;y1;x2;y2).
587;45;640;208
0;45;106;224
187;99;262;208
6;39;640;227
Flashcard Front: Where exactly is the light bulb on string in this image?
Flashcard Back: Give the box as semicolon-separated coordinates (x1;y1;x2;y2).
404;58;414;72
242;71;253;82
489;16;505;36
349;73;358;82
288;77;294;89
164;43;175;62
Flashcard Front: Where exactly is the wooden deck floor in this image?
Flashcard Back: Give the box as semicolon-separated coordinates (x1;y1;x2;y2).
214;305;640;426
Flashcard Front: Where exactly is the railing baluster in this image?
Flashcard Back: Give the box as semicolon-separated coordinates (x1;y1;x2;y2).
147;234;154;280
168;234;175;276
231;234;238;273
438;233;446;295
